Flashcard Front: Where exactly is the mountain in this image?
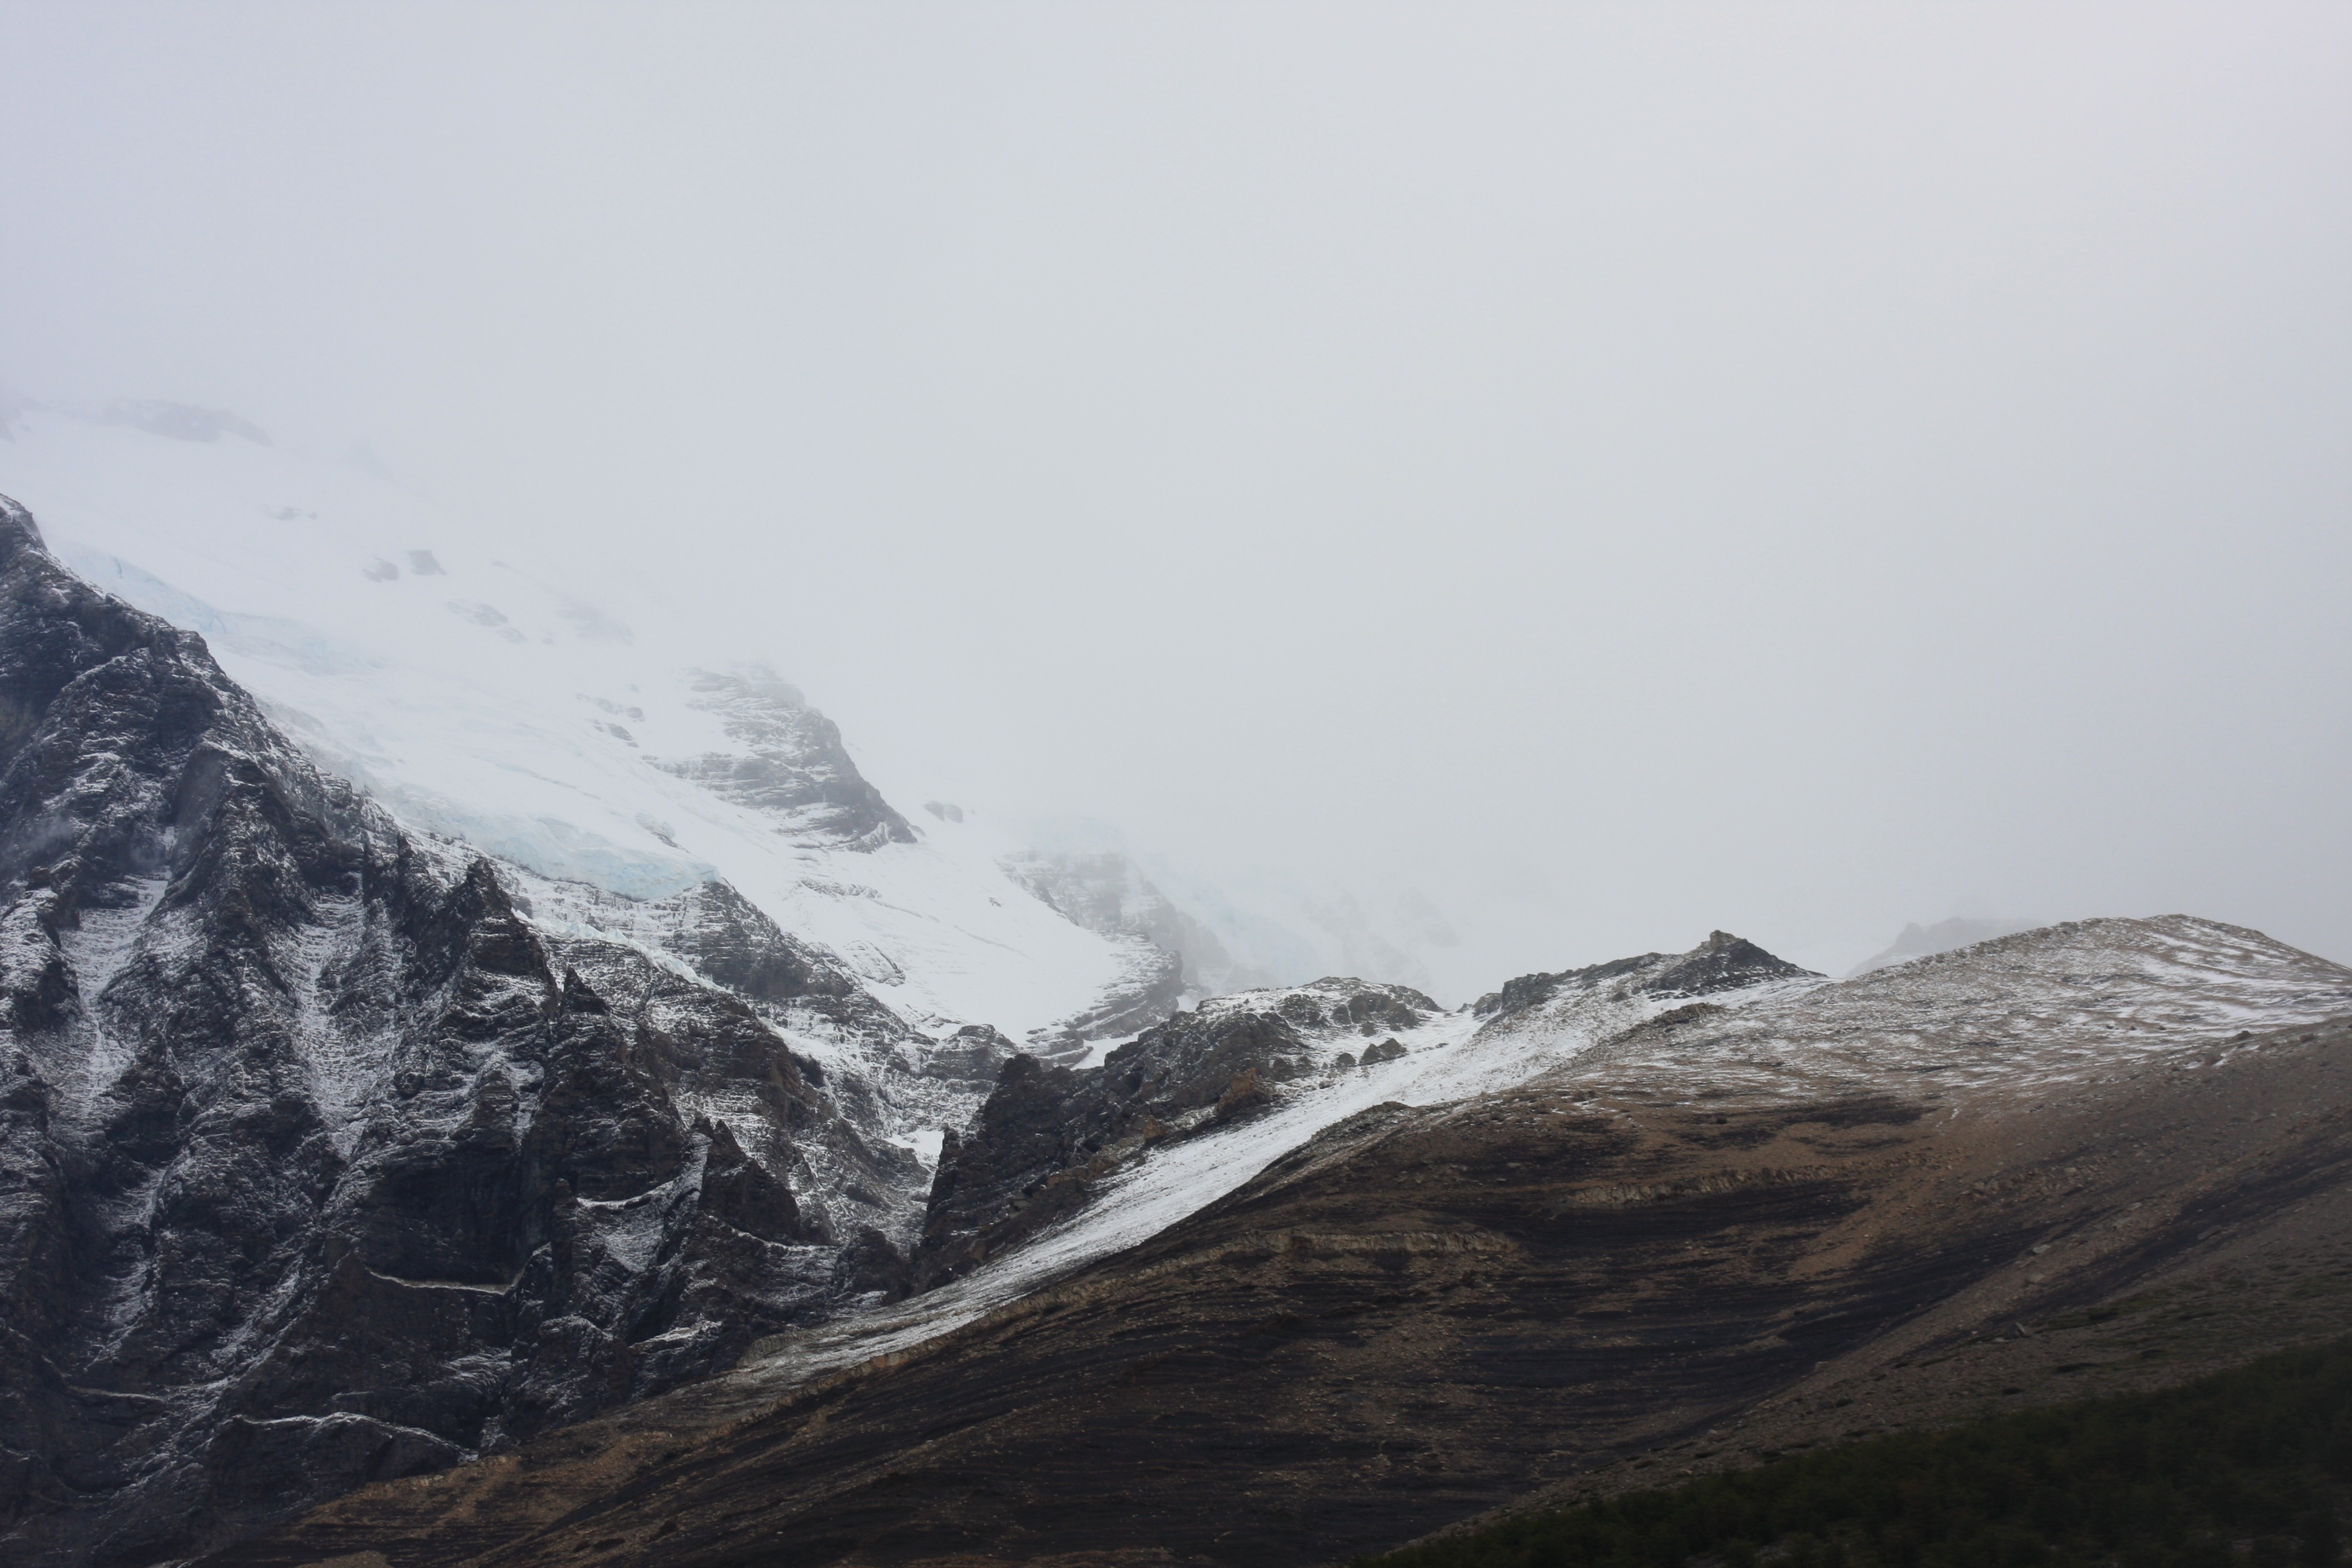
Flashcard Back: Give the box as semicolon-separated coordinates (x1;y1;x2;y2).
0;403;1161;1046
4;409;2350;1568
0;495;1004;1565
0;462;1510;1566
212;922;2352;1568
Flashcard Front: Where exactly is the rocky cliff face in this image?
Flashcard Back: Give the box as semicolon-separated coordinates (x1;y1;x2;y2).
0;498;924;1567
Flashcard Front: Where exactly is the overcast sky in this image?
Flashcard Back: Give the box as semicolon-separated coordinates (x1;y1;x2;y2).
4;2;2348;981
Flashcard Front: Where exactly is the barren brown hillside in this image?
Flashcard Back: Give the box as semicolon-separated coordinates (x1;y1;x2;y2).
217;1007;2352;1568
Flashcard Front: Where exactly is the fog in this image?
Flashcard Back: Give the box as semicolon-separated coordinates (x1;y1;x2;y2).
4;2;2348;990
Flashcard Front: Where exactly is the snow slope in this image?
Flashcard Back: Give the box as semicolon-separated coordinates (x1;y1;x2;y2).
0;406;1134;1041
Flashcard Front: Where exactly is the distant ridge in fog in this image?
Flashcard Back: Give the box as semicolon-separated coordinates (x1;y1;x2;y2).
1847;916;2041;977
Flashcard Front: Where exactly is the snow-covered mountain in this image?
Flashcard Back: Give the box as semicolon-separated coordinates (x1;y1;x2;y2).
0;498;935;1564
0;407;1213;1564
0;403;1154;1048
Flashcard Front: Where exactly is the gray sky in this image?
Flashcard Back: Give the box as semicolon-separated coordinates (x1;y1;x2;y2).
4;2;2349;981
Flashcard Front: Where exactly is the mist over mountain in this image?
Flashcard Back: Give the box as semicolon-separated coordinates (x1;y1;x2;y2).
1847;916;2043;978
2;7;2349;1566
4;2;2347;979
5;466;2350;1565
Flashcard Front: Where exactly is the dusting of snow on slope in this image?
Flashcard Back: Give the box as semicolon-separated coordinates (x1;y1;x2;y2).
730;919;2352;1392
1563;916;2352;1103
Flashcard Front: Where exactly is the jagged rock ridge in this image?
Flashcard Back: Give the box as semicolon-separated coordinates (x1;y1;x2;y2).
1470;929;1815;1025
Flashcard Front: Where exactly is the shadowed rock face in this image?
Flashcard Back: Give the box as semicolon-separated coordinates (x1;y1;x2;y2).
0;498;903;1567
212;1008;2352;1568
655;879;861;1005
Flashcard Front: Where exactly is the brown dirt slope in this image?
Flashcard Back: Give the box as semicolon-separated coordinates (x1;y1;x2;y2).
212;1014;2352;1568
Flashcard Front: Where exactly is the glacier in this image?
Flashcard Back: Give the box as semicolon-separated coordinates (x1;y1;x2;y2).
0;404;1146;1047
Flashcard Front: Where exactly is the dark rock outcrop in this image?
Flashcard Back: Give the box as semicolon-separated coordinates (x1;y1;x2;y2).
1648;929;1815;996
1471;930;1815;1024
655;667;913;851
916;1053;1099;1281
658;878;860;1004
0;497;897;1566
917;1023;1019;1086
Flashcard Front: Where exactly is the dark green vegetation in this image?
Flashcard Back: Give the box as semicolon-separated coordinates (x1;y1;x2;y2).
1364;1339;2352;1568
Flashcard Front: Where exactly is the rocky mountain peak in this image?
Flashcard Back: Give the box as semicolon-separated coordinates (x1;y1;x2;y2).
1649;931;1818;996
0;498;949;1566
